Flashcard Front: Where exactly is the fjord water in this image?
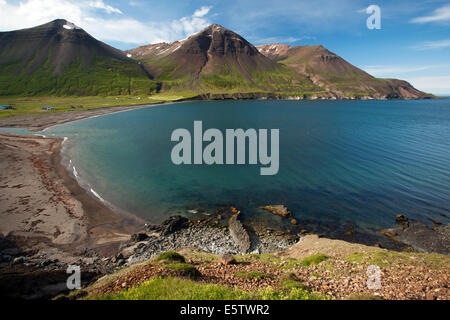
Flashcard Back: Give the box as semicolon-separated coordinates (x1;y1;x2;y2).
45;100;450;238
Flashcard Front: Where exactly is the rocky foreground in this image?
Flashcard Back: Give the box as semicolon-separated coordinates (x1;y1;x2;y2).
70;235;450;300
2;210;448;300
78;214;448;300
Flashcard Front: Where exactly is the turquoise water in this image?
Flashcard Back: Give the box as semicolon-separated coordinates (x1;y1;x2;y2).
30;99;450;240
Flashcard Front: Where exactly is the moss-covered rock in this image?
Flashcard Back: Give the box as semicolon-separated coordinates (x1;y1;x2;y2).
301;253;329;267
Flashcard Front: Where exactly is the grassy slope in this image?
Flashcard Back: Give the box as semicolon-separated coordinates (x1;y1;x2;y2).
0;55;157;97
88;276;328;300
138;48;323;96
272;45;432;98
0;94;194;119
72;244;449;301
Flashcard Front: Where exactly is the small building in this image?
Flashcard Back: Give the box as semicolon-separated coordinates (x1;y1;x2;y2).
41;106;55;111
0;105;13;110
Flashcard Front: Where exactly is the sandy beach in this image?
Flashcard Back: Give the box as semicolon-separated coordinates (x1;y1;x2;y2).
0;101;187;132
0;133;142;261
0;108;448;300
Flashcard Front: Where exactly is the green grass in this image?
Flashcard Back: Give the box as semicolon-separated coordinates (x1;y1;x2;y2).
234;254;300;271
235;271;271;280
0;53;157;97
301;254;330;267
235;253;282;265
155;251;186;264
164;263;201;278
346;251;450;269
86;276;330;300
0;94;188;119
279;273;308;291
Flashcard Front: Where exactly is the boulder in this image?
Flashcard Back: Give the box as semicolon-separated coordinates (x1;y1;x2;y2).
260;205;292;218
131;232;149;242
395;214;409;225
228;214;251;253
12;256;26;265
145;215;189;235
381;222;450;254
219;254;237;265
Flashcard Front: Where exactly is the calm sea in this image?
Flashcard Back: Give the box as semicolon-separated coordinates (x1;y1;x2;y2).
8;99;450;242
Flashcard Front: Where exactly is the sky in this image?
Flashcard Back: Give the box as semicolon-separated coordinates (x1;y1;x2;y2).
0;0;449;95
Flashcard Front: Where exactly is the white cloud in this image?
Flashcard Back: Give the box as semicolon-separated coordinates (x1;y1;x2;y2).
0;0;83;31
406;76;450;95
411;39;450;50
128;1;141;7
87;0;122;14
411;5;450;23
251;35;314;45
0;0;213;45
361;65;443;76
193;6;212;18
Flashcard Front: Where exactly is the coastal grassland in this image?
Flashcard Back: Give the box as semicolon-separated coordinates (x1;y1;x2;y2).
0;94;192;119
164;263;201;278
345;251;450;269
155;251;186;263
70;246;449;300
78;249;330;300
86;276;329;300
301;254;330;267
234;271;272;280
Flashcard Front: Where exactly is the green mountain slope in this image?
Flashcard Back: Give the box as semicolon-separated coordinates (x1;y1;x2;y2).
0;19;157;96
257;44;432;99
0;20;432;100
126;25;322;96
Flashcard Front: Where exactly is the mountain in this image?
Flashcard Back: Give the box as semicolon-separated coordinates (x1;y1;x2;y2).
256;44;430;99
0;19;156;96
0;20;431;99
126;24;320;96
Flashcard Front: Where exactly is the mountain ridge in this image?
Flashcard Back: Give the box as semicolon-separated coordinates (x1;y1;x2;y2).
0;19;157;96
0;20;433;99
126;24;318;95
256;43;429;99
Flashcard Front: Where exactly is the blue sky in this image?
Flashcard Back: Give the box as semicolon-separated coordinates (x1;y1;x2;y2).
1;0;449;94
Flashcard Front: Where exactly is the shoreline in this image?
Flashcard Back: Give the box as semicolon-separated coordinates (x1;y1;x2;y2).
0;131;448;299
0;96;440;132
1;100;448;254
0;133;142;257
0;99;193;132
1;99;448;253
50;136;145;255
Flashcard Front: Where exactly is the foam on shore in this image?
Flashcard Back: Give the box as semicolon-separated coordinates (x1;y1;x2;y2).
90;188;105;202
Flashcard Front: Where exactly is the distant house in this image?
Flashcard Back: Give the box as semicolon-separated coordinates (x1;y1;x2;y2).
41;106;55;111
0;105;14;110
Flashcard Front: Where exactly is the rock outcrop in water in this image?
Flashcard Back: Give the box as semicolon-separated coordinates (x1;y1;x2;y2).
381;216;450;254
228;213;251;254
260;205;292;218
145;215;189;236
